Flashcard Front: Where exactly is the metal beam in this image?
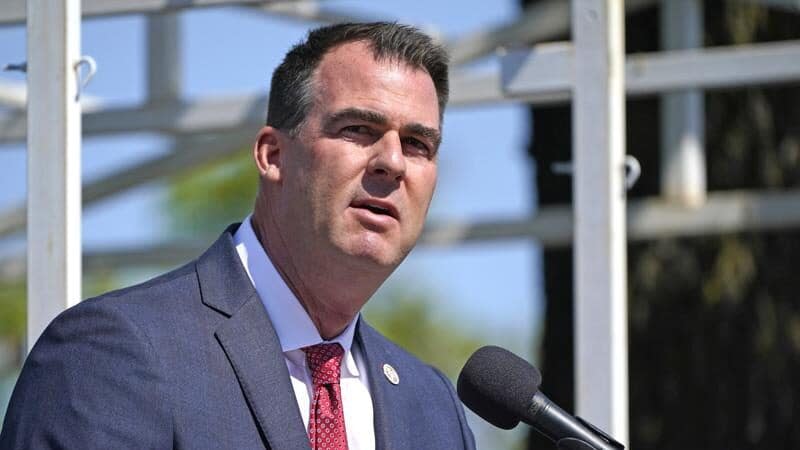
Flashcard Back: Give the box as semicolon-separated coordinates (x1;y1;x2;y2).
660;0;706;207
447;0;657;66
501;39;800;102
0;79;27;109
572;0;628;442
422;204;573;247
0;79;102;110
248;1;384;24
449;70;505;106
0;243;206;282
626;189;800;239
0;93;267;144
5;188;799;281
82;93;267;136
146;13;181;103
425;188;800;247
501;42;572;102
626;39;800;94
448;0;571;66
0;0;282;24
424;189;800;247
25;0;82;351
0;130;251;238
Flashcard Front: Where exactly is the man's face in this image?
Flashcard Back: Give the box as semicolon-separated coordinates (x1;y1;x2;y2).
272;41;440;273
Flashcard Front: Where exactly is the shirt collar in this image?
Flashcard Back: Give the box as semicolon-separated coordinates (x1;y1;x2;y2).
233;215;360;376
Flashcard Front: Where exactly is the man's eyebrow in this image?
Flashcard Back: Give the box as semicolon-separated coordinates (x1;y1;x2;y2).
403;123;442;149
325;107;442;149
324;108;389;127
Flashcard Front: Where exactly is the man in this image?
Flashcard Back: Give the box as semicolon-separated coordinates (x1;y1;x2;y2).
0;22;475;450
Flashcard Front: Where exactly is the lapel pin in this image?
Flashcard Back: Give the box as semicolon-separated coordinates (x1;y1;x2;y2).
382;363;399;385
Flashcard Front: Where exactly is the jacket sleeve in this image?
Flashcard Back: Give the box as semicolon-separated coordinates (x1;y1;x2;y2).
0;299;172;449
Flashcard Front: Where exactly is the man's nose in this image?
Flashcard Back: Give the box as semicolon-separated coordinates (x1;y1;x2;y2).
369;131;406;182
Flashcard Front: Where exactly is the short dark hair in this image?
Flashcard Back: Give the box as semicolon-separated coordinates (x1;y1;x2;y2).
266;22;450;136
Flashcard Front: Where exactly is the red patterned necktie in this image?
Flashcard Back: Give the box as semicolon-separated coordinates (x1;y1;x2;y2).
303;343;349;450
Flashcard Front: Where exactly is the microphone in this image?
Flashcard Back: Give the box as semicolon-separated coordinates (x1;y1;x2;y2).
457;346;624;450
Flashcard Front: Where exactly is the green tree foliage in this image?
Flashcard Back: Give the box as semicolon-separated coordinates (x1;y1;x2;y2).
0;282;25;355
166;150;257;239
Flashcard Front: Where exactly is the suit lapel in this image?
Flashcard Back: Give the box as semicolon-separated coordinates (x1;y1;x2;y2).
197;226;311;450
356;320;405;450
215;296;310;450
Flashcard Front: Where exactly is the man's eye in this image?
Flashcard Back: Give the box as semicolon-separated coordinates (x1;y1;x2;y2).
342;125;372;135
403;137;432;157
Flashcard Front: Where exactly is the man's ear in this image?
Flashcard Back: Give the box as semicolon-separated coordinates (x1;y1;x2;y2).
253;126;284;182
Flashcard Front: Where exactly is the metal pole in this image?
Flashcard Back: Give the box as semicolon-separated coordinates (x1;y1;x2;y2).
571;0;628;444
146;12;181;103
26;0;82;351
661;0;705;207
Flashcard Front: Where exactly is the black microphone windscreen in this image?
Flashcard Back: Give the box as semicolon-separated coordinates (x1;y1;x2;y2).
457;346;542;430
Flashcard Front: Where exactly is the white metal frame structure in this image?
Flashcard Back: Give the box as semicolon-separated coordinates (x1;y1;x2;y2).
572;0;628;439
24;0;83;350
2;0;800;446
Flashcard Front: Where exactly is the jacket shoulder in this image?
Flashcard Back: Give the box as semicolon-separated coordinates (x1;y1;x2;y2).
0;269;184;448
84;260;198;310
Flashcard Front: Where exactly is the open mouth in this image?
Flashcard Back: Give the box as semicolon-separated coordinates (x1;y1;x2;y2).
351;199;398;220
363;204;391;215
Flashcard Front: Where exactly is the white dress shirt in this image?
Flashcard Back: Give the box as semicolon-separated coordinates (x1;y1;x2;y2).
233;215;375;450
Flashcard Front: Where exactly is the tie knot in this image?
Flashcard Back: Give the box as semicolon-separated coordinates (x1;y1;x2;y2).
303;343;344;385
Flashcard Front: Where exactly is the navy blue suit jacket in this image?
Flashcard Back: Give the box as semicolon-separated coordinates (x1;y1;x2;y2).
0;226;475;449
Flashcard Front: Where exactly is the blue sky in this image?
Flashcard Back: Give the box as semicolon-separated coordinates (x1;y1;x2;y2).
0;1;542;356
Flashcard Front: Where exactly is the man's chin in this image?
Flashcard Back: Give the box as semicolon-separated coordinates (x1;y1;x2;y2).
342;238;409;270
351;248;405;270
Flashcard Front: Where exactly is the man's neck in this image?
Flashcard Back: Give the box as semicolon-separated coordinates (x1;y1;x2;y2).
249;212;381;340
